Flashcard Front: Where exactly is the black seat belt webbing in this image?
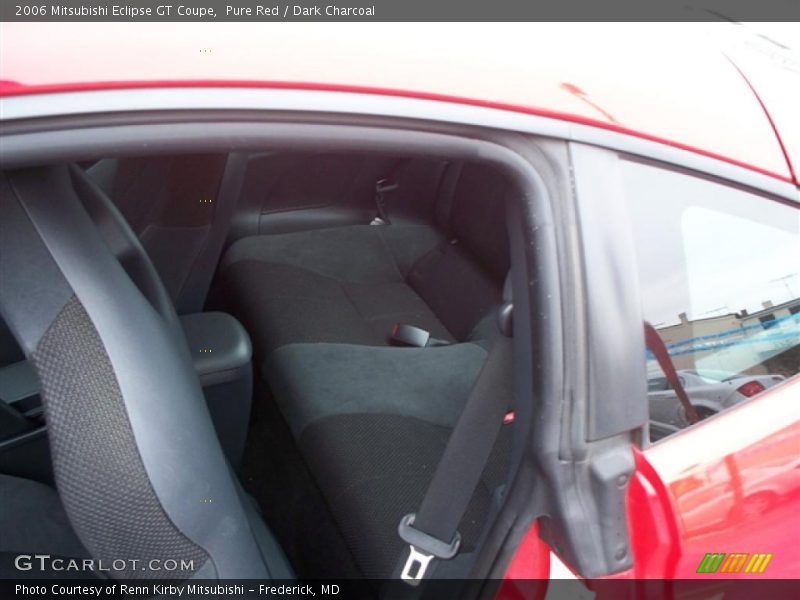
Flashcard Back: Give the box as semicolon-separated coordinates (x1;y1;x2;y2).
396;333;513;585
435;161;463;237
644;322;700;425
370;158;406;226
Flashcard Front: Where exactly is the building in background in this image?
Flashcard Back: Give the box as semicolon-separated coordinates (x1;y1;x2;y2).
655;297;800;377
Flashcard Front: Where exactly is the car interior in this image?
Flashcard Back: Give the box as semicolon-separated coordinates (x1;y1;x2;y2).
0;148;529;583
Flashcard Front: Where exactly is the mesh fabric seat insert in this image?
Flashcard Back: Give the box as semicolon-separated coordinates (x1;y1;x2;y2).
299;413;511;579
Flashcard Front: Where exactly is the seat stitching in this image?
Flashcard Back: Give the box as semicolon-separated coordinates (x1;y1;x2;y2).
338;282;366;320
224;231;405;284
374;228;405;279
361;310;436;322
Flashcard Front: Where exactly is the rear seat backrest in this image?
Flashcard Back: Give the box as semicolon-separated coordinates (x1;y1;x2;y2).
446;163;511;283
407;163;511;342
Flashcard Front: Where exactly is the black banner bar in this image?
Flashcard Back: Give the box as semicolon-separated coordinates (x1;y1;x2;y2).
2;0;800;22
5;579;800;599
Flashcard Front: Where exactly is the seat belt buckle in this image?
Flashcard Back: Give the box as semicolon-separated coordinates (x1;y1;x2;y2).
398;513;461;585
390;323;451;348
391;323;431;347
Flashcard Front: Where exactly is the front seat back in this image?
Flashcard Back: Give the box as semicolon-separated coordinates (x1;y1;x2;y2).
0;165;281;579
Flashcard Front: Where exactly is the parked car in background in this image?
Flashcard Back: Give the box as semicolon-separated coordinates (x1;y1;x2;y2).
649;369;786;428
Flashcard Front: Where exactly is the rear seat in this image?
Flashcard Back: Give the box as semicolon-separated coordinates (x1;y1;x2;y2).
220;162;510;361
220;223;452;355
219;161;513;578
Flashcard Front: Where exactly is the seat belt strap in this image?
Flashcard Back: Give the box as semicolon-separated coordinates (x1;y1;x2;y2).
435;161;463;238
396;332;513;585
372;179;399;225
644;322;700;424
370;159;405;226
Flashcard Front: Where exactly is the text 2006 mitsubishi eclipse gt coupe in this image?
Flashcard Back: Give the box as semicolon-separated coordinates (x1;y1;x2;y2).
0;22;798;595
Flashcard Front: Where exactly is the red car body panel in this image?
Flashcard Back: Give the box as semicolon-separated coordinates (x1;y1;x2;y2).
723;42;800;186
504;377;800;587
496;522;549;599
639;376;800;580
0;23;796;185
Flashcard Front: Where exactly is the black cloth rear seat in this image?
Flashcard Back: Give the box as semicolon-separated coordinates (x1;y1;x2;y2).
218;162;513;578
220;224;453;357
220;162;510;362
267;342;490;438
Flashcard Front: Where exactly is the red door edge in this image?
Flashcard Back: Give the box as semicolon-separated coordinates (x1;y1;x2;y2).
496;520;549;599
621;446;683;579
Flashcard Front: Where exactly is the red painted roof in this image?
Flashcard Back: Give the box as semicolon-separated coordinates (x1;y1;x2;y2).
1;23;797;184
724;40;800;186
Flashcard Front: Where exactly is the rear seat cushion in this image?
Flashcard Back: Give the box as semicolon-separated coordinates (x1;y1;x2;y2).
219;224;452;358
265;343;488;437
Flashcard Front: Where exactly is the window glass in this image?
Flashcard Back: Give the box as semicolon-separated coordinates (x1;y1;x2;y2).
621;160;800;442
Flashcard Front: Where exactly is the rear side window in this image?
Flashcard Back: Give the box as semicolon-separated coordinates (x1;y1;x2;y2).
621;160;800;441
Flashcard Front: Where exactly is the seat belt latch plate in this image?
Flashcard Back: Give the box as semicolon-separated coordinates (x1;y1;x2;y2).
398;513;461;584
400;546;435;585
